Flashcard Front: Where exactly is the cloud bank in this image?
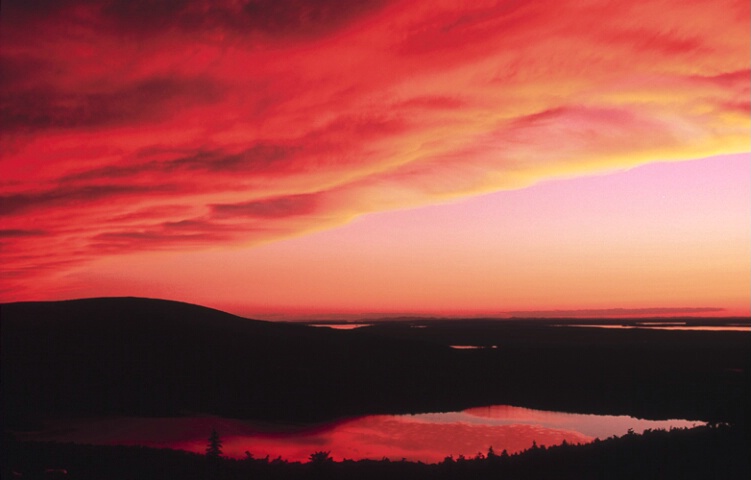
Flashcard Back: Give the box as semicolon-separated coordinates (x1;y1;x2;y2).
1;0;749;293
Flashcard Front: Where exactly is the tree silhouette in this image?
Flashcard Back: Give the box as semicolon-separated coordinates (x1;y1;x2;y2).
205;428;223;458
308;450;333;465
487;446;496;458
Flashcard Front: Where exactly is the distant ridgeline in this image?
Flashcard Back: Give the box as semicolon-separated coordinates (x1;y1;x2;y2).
1;297;748;426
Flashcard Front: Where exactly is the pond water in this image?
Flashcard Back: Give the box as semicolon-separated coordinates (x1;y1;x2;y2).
20;405;704;463
449;345;498;350
307;323;373;330
554;323;749;332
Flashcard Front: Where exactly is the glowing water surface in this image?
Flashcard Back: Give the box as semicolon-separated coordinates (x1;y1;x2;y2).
21;405;703;463
555;324;749;332
307;323;373;330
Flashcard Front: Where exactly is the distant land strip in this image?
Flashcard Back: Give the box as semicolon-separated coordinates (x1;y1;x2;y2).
504;307;726;318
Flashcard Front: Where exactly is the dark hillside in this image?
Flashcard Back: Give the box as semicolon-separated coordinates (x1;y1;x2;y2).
1;298;457;424
2;298;748;427
354;319;750;423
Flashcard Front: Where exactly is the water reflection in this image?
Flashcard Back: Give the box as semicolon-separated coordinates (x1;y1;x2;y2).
449;345;497;350
308;323;373;330
19;405;703;463
555;324;749;332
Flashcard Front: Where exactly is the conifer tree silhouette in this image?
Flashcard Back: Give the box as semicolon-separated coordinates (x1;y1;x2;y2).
206;428;223;458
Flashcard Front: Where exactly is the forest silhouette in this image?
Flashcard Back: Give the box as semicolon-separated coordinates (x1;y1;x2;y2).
4;424;749;479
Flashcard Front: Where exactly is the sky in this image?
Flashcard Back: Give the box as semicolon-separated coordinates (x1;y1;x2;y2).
1;0;749;319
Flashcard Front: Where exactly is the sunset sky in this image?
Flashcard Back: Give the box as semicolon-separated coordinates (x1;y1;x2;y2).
1;0;749;319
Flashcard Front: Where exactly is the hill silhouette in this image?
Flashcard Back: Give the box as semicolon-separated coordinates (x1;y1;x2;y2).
1;297;461;424
2;297;748;427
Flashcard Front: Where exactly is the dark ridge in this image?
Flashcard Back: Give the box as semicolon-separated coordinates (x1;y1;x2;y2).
2;297;748;427
0;297;458;424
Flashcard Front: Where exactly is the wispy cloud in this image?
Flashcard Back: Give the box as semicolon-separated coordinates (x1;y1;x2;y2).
1;0;748;295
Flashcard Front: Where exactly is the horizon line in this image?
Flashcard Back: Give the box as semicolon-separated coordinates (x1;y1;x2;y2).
4;296;749;323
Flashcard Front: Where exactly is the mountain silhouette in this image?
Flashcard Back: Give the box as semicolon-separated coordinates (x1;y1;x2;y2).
1;297;459;424
2;297;748;427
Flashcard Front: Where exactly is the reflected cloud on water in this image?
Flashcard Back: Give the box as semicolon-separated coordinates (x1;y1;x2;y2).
20;405;704;463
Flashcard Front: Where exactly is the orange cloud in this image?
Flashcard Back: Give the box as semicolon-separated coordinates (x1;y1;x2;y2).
1;0;748;298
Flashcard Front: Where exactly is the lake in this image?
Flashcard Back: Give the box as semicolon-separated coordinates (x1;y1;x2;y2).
554;323;749;332
18;405;704;463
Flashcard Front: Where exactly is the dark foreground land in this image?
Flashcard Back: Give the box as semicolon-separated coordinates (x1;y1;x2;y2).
4;424;749;479
2;297;749;478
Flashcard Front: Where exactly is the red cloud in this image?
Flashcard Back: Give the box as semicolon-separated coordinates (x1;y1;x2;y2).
1;0;748;298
